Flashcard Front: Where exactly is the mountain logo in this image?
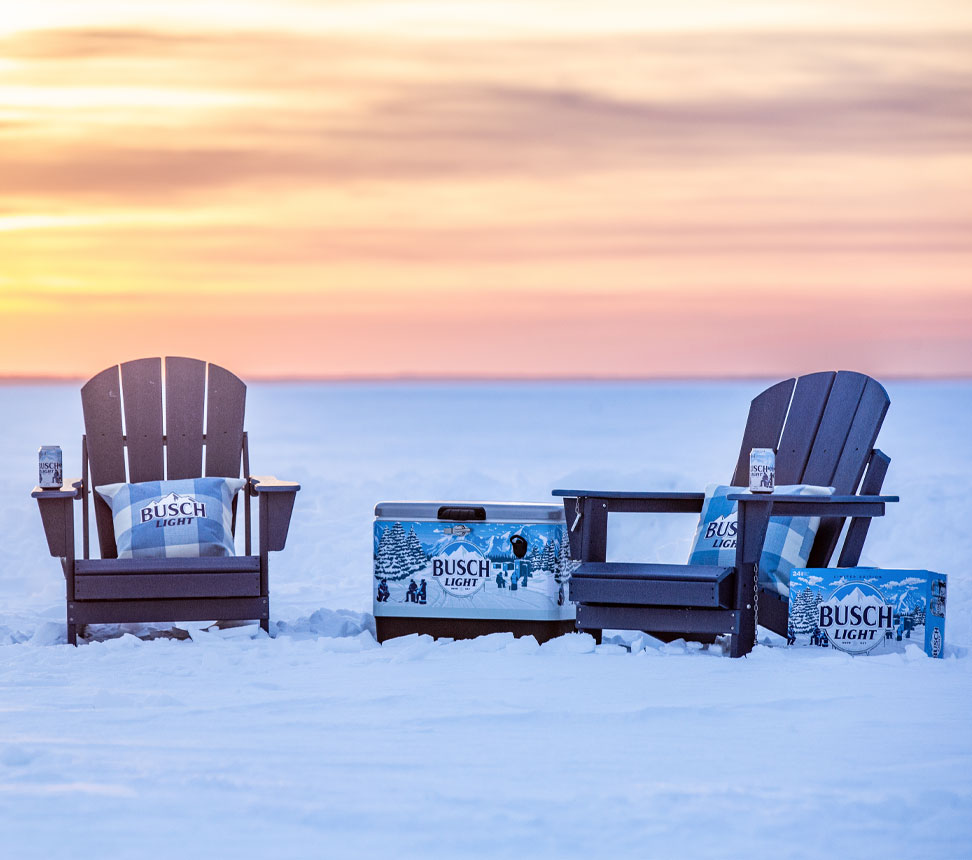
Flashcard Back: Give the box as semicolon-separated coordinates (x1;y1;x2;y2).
432;541;490;597
139;492;207;528
818;582;893;654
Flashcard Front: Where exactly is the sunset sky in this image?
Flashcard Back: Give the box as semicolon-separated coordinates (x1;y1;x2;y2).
1;1;970;378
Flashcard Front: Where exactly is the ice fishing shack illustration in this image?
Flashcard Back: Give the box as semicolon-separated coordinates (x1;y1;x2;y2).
373;502;576;643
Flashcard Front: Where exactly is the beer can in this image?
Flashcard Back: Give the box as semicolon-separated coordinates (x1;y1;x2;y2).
749;448;775;493
38;445;63;489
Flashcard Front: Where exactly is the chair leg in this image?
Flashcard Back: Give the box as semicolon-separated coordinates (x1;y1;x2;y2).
260;617;270;635
67;623;78;646
729;608;756;657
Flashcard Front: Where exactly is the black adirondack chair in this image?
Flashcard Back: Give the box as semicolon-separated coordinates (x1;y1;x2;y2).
553;371;898;657
32;357;300;645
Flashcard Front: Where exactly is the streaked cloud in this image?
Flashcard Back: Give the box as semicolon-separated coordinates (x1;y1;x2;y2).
2;29;970;206
0;5;970;377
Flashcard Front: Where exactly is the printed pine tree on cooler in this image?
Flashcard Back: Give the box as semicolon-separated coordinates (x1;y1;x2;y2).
374;527;394;579
374;528;388;573
554;533;578;584
539;541;557;574
376;522;413;581
404;527;426;574
528;544;541;569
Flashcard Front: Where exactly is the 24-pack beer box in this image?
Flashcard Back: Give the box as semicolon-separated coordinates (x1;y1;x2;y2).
788;568;947;657
373;501;576;643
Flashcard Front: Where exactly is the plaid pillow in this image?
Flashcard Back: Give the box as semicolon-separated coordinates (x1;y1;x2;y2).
687;484;834;596
96;478;245;559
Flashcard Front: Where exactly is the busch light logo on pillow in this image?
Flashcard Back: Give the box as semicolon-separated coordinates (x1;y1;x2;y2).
701;513;737;550
96;477;243;559
432;541;491;596
140;492;207;527
818;582;893;654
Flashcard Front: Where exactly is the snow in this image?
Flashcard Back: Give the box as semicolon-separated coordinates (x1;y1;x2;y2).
1;380;971;857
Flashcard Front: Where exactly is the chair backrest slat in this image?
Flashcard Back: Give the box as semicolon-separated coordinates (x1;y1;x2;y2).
806;375;890;567
80;365;127;558
165;357;207;480
835;449;890;567
730;378;794;486
828;377;890;494
774;371;835;484
801;371;869;487
204;363;246;478
82;357;247;558
121;358;164;483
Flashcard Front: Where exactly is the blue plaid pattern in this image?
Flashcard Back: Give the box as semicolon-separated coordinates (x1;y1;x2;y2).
688;484;834;596
96;477;245;559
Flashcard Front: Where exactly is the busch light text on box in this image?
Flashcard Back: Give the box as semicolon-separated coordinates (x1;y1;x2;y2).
373;510;576;622
788;568;947;658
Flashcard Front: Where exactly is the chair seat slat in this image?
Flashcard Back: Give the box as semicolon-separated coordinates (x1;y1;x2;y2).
76;556;260;574
68;597;269;626
74;572;261;599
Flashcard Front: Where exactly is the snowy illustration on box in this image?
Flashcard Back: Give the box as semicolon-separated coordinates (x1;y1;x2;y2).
787;568;946;658
373;520;576;620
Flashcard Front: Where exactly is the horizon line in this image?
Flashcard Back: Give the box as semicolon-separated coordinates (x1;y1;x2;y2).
2;371;971;385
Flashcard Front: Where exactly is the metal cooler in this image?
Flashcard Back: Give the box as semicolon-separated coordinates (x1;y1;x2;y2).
373;501;576;643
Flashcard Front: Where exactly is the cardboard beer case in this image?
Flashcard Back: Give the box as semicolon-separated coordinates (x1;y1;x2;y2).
788;568;947;657
373;501;576;643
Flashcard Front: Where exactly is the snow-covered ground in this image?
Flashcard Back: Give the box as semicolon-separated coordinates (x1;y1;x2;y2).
1;380;970;858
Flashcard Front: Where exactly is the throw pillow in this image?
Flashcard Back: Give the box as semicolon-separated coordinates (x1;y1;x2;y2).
687;484;834;596
96;477;245;559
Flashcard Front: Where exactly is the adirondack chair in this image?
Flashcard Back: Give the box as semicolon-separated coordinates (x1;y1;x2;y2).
31;357;300;644
553;371;898;657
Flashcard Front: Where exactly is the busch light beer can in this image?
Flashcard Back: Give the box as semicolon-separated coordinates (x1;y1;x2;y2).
749;448;775;493
38;445;63;489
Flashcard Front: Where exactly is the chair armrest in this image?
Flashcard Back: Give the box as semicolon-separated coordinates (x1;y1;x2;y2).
32;479;81;558
249;475;301;494
728;493;898;519
553;489;705;500
31;479;82;500
553;489;705;514
249;476;300;552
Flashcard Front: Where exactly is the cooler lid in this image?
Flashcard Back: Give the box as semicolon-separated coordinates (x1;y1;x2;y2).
375;501;564;522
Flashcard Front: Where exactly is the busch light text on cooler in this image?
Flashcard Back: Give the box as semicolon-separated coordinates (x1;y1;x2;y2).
38;445;63;489
749;447;775;493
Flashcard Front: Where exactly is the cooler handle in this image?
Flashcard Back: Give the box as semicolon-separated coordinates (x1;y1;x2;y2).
437;505;486;521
